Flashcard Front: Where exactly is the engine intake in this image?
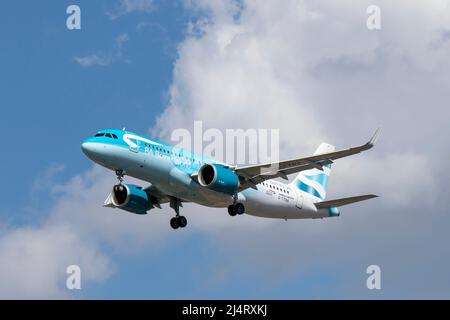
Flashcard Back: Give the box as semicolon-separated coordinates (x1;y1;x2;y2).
198;163;239;194
109;184;152;215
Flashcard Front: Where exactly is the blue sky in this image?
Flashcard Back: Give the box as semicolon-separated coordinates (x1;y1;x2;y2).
1;0;450;299
0;1;183;217
0;1;200;298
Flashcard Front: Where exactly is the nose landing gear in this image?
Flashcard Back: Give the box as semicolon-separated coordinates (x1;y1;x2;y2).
115;169;125;184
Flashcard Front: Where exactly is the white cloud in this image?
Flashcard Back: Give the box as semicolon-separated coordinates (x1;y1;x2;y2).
73;54;113;68
31;163;65;194
115;33;130;51
108;0;154;20
151;0;450;297
155;0;449;188
0;223;111;299
74;33;130;68
0;165;175;298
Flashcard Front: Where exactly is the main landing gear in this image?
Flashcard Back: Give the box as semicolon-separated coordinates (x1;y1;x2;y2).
169;197;187;230
170;215;187;229
228;203;245;216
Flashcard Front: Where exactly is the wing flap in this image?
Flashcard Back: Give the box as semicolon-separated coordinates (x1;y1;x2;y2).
142;184;171;208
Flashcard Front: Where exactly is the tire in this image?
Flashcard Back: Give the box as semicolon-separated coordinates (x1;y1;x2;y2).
170;217;179;229
228;205;237;216
178;216;187;228
235;203;245;215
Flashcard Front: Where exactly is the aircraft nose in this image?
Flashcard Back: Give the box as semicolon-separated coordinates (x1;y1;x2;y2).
81;141;92;156
81;140;99;159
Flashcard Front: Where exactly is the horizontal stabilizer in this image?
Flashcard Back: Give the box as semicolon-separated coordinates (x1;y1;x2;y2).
314;194;378;209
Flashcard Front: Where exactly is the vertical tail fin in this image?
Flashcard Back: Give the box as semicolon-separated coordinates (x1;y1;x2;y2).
290;143;335;201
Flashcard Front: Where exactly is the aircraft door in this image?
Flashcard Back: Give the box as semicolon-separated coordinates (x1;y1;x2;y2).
295;189;303;209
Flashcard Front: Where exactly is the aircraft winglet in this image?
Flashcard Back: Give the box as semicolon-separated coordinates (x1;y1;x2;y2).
368;127;381;147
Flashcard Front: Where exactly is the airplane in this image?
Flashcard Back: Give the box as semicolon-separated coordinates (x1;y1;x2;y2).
81;128;380;229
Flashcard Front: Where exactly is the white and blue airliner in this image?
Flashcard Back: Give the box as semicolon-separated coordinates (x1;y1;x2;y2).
81;128;380;229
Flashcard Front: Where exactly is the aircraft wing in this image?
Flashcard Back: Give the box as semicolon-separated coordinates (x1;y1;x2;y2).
314;194;378;209
235;128;381;191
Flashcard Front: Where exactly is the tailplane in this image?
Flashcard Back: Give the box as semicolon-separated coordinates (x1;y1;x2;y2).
314;194;378;209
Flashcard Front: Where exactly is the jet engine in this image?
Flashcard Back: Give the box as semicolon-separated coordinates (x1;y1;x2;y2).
105;184;153;215
198;163;240;194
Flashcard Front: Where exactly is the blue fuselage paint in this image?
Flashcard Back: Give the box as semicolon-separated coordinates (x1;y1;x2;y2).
81;129;331;219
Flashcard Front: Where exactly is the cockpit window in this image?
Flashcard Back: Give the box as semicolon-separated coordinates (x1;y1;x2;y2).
95;132;118;139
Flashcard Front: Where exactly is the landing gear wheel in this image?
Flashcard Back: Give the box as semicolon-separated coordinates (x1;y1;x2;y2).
228;205;237;216
235;203;245;215
170;217;179;229
177;216;187;228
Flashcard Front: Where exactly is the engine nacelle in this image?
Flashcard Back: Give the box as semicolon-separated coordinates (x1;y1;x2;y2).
107;184;152;215
198;163;239;194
